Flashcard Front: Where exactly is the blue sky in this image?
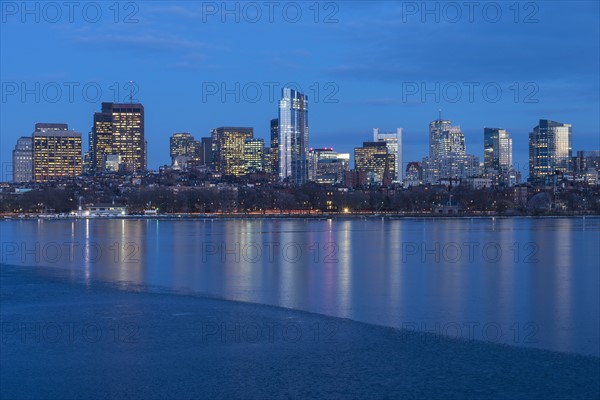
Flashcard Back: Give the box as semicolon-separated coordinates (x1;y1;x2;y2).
1;1;599;178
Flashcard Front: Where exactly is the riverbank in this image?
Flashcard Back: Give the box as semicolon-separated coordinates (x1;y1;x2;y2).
2;211;599;221
1;263;598;399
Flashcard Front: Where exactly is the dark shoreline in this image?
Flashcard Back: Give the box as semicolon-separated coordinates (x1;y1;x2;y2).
2;213;599;221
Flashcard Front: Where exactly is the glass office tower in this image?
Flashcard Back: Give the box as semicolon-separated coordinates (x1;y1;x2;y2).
529;119;572;185
278;88;309;184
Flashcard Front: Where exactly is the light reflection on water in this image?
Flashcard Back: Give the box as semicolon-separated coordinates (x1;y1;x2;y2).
1;217;598;356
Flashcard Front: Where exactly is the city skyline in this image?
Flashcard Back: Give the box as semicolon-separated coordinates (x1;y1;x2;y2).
1;2;598;177
7;104;598;185
3;93;598;180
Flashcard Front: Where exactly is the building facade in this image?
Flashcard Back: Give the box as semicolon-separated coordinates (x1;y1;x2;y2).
12;137;33;182
244;138;265;174
278;88;309;184
354;141;394;185
404;161;422;187
270;118;279;176
308;148;350;184
529;119;572;185
429;117;453;158
573;150;600;184
484;128;513;186
373;128;403;182
169;132;197;166
198;137;213;166
33;123;82;182
91;102;145;173
211;127;254;177
423;116;479;184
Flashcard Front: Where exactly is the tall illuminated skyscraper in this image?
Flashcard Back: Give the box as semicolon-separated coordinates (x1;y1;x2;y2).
529;119;572;185
211;127;254;177
484;128;513;185
422;115;479;184
244;138;264;174
32;123;82;182
429;115;452;158
278;88;309;184
270;118;279;176
91;102;145;173
373;128;403;182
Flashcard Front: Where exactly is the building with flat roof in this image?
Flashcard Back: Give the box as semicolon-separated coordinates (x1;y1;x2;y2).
33;124;82;182
91;102;145;173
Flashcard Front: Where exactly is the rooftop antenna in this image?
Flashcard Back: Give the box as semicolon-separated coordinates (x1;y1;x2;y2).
129;80;134;103
438;109;442;121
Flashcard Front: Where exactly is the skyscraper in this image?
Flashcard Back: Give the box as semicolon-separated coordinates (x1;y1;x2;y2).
199;137;213;166
32;123;82;182
211;127;254;177
262;146;272;175
308;148;350;184
429;116;452;158
244;138;265;174
278;88;309;184
270;118;279;176
354;141;394;185
529;119;572;185
373;128;403;182
484;128;513;186
422;115;479;184
91;102;145;173
169;132;197;166
12;137;33;183
573;150;600;184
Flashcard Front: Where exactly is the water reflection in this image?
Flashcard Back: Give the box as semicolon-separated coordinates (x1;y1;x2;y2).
1;217;598;356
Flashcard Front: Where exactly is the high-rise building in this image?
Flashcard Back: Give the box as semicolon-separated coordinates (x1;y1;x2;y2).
373;128;403;182
169;132;197;166
270;118;279;176
529;119;572;185
32;123;82;182
422;154;479;184
574;150;600;173
211;127;254;177
12;137;33;183
429;117;453;158
484;128;513;186
354;141;394;185
573;150;600;184
244;138;264;174
91;102;145;173
199;137;213;166
262;146;272;174
308;148;350;184
422;116;479;184
278;88;309;184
